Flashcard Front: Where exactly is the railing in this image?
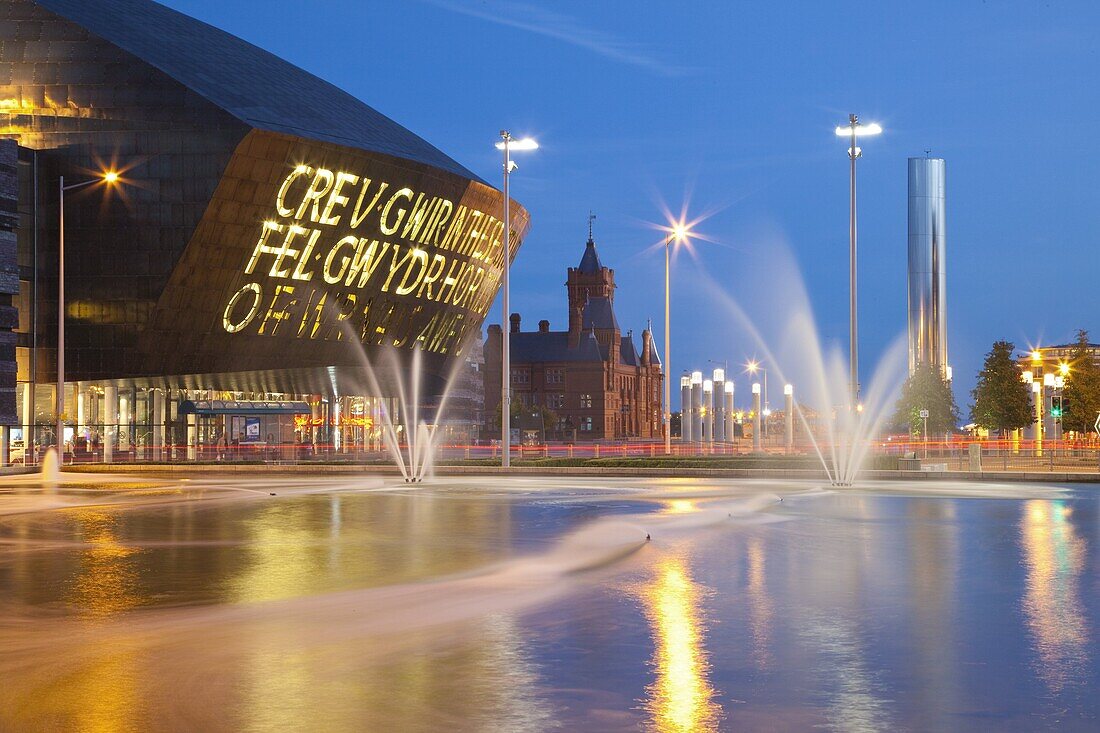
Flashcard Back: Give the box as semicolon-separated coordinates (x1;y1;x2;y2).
2;427;1097;474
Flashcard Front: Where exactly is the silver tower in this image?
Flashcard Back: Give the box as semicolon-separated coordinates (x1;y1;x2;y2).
907;157;947;373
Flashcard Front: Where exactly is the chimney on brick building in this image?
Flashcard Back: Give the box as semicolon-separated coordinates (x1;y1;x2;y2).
568;303;583;348
510;312;521;333
538;319;550;333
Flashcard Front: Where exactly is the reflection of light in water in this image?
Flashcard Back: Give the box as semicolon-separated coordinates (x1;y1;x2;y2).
798;614;894;732
68;509;142;617
1020;499;1088;693
227;503;332;603
746;538;773;669
665;499;696;515
64;509;143;732
640;555;722;732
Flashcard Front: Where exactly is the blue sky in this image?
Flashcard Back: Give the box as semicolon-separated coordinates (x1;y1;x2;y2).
167;0;1099;412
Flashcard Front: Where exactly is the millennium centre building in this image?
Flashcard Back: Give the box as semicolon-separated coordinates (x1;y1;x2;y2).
0;0;527;460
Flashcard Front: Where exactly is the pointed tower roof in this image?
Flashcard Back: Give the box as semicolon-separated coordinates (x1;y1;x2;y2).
577;211;605;274
577;238;603;274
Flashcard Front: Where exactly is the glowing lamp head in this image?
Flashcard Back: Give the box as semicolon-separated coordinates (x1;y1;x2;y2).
495;136;539;151
668;223;690;242
746;360;759;374
103;170;120;184
1059;362;1070;376
784;384;793;396
835;122;883;137
752;383;761;395
856;403;864;413
1031;350;1042;362
762;408;772;417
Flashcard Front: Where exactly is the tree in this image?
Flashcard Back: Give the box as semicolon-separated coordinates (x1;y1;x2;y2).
1061;329;1100;435
490;397;558;434
893;362;960;437
970;340;1034;436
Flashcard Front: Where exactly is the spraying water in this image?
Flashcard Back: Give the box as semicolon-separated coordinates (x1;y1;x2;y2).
340;340;465;483
39;446;61;486
701;247;908;486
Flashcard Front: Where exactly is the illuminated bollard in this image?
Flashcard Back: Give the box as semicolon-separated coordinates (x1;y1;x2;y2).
752;382;762;452
690;371;703;450
680;374;692;442
712;368;725;442
703;379;713;447
784;384;794;452
724;381;734;443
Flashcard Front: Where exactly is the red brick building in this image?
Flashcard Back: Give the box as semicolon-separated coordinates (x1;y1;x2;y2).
484;234;663;440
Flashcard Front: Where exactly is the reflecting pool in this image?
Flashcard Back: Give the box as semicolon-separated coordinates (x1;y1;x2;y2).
0;476;1095;731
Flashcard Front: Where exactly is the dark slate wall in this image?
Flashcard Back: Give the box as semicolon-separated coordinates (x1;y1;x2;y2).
0;0;249;382
0;139;17;422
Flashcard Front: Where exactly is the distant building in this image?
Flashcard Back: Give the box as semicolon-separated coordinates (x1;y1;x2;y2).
483;232;663;440
1016;343;1100;378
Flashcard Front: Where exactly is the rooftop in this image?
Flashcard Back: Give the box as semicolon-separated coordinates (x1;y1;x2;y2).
34;0;481;181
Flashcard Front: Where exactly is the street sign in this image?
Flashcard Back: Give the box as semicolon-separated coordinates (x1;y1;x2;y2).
919;409;930;419
1094;411;1100;435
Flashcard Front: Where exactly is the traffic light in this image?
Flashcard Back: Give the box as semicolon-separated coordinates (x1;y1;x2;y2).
1051;406;1063;418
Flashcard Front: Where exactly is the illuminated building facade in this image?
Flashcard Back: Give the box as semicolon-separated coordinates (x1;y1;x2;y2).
483;233;663;441
1;0;526;457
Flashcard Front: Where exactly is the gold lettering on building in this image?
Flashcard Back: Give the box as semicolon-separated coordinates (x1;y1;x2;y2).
221;161;515;355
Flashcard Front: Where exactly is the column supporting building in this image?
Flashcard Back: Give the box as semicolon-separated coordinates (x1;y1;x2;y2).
103;384;117;464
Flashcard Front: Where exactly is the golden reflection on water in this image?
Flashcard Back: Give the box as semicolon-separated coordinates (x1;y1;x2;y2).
1020;499;1089;692
639;554;722;732
664;499;696;515
67;509;143;618
57;509;144;732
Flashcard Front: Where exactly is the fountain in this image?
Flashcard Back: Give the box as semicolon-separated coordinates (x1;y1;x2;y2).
700;249;908;486
340;332;466;483
40;446;61;485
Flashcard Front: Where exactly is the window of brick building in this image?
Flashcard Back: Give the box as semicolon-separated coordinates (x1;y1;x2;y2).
546;369;564;385
547;393;565;409
581;417;593;431
511;368;529;384
580;393;593;408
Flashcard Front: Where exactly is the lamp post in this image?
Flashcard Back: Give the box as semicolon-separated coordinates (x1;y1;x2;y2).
663;225;688;455
494;132;537;468
835;115;882;406
57;170;119;456
1056;362;1069;442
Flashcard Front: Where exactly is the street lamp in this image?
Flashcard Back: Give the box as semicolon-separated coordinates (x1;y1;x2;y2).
57;170;120;456
662;224;689;455
494;132;538;468
835;115;882;406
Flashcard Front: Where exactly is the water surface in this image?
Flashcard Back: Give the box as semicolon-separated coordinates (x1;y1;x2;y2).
0;476;1095;731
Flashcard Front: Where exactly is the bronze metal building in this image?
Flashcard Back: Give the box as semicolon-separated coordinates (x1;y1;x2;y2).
0;0;527;458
